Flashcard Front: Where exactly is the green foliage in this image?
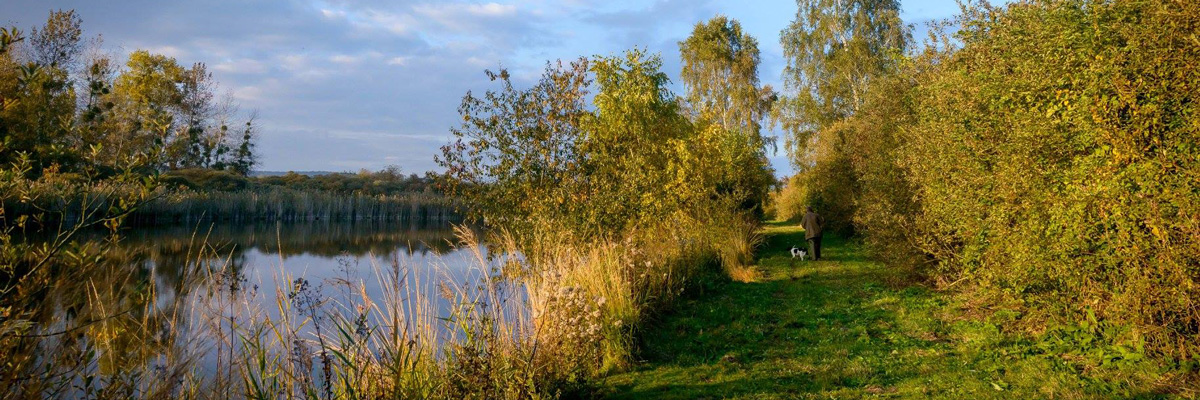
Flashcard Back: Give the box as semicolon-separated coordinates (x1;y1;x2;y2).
605;223;1184;398
776;0;909;235
812;0;1200;359
765;174;806;222
777;0;908;139
437;59;591;232
253;167;440;196
0;10;257;178
440;49;758;235
577;49;702;231
679;16;776;215
904;0;1198;358
163;168;250;191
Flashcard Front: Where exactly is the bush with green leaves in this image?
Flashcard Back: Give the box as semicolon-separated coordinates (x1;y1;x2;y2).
834;0;1199;357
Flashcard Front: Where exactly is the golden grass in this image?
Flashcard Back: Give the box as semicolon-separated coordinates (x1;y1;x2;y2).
2;207;762;398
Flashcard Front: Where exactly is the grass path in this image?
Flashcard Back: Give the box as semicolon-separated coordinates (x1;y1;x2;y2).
601;221;1183;399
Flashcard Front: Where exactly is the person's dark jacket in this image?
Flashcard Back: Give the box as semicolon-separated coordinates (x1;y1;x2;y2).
801;211;825;240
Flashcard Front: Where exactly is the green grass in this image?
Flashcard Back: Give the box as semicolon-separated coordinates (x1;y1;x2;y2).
601;221;1190;399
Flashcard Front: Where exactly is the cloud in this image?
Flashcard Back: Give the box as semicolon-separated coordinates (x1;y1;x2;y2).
213;58;268;75
414;2;518;20
0;0;970;177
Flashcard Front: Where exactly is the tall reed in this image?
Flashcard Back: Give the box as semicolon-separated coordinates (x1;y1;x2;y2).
1;179;459;227
2;206;760;398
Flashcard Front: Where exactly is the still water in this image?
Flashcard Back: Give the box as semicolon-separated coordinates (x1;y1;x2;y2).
20;219;505;382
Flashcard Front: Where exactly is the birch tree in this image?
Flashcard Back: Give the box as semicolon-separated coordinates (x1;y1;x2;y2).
778;0;907;160
679;16;776;213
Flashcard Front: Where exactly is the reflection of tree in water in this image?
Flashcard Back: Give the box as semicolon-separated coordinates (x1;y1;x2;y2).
119;220;461;260
4;244;193;386
6;220;465;390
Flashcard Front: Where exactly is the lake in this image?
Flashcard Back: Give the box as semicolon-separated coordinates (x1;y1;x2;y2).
15;219;515;386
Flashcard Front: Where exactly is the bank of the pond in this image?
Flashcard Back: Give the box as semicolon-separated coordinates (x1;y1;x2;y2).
1;209;755;398
603;222;1195;399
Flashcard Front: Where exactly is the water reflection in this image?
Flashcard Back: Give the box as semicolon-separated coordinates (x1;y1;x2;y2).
8;219;491;395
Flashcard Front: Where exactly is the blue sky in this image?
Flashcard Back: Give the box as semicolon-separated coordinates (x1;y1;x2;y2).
1;0;982;175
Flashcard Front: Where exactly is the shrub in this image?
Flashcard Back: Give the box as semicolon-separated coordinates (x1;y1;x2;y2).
843;0;1200;357
163;168;249;191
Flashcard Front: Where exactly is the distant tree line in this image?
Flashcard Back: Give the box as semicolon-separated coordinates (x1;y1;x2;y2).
0;10;257;179
163;166;441;196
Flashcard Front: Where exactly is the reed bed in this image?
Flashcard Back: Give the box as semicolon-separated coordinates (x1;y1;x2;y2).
133;188;457;224
1;178;459;226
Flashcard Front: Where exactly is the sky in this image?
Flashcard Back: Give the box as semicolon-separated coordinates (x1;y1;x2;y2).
0;0;980;176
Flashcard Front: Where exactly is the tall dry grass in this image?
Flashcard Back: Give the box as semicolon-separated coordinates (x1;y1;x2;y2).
2;207;760;399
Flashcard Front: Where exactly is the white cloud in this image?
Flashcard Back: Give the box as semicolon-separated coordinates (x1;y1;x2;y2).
279;54;308;70
362;10;415;35
232;85;264;102
330;54;360;64
213;58;268;74
413;2;518;21
145;45;187;58
319;8;345;19
465;3;518;17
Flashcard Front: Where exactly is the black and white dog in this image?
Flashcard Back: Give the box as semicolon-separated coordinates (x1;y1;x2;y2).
790;246;807;261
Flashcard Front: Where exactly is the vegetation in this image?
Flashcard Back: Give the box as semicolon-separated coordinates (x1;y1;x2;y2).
247;166;441;197
775;0;1200;367
4;169;455;226
678;16;777;215
434;30;777;394
605;222;1194;398
0;10;257;178
2;10;774;399
2;0;1198;398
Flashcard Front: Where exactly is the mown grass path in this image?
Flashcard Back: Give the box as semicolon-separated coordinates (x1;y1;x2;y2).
602;221;1180;399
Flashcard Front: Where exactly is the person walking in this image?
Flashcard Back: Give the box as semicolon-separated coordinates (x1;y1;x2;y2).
800;206;825;261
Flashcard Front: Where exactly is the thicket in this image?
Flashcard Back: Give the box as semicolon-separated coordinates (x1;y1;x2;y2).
779;0;1200;360
435;27;775;395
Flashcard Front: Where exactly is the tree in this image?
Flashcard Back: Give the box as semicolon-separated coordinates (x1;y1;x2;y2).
579;49;699;230
107;50;185;166
439;50;714;234
778;0;907;156
437;59;591;230
775;0;908;233
679;16;776;214
229;116;257;175
28;10;84;71
173;62;216;169
680;16;774;135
